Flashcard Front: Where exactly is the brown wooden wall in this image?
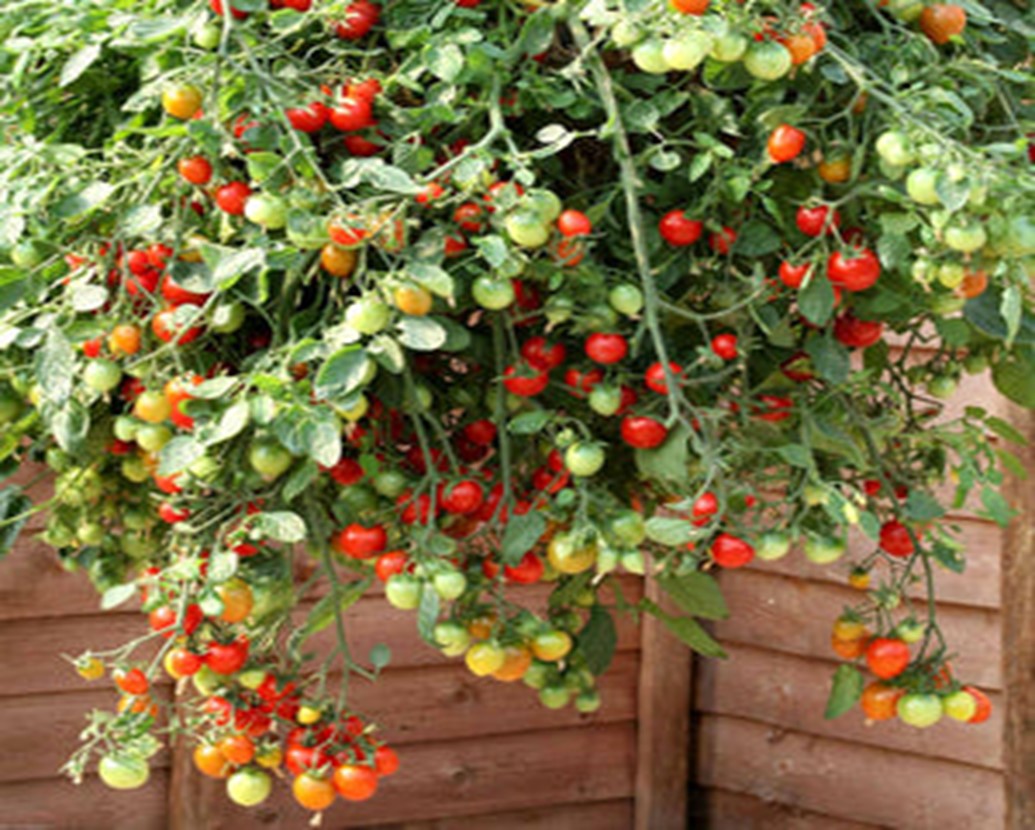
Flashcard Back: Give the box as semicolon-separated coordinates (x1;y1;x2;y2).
691;367;1011;829
0;467;646;830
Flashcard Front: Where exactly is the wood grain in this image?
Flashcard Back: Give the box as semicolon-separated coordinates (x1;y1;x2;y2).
696;714;1005;829
691;787;883;830
364;798;635;830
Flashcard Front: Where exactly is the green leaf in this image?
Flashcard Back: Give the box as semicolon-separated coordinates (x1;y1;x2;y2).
245;152;284;184
658;571;729;620
993;358;1035;408
642;599;727;658
397;317;447;351
201;401;250;445
301;415;341;468
930;539;966;573
1001;284;1023;348
776;444;812;468
408;262;454;299
995;448;1028;481
579;605;617;675
299;579;368;644
251;511;307;543
965;290;1035;345
54;182;115;218
824;665;863;719
985;416;1028;446
644;517;696;547
798;274;835;327
732;220;781;256
314;348;370;401
516;9;555;56
0;487;32;558
980;485;1016;527
158;437;204;476
50;400;90;452
635;422;691;484
500;509;546;566
806;335;851;385
101;583;137;611
60;43;102;87
283;459;320;503
507;410;551;435
369;643;392;670
120;204;163;237
205;247;266;287
36;329;75;404
904;490;945;523
426;43;464;82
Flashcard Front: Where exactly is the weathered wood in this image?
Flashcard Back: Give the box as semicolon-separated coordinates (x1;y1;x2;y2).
691;787;882;830
696;642;1003;770
746;517;1002;610
188;722;637;828
1002;401;1035;830
367;798;635;830
712;569;1003;690
0;772;169;830
696;714;1005;829
634;574;691;830
0;534;103;621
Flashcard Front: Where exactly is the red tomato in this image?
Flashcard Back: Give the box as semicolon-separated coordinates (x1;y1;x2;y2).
556;209;592;237
178;155;213;185
691;492;719;526
585;333;628;365
752;394;793;422
374;745;399;776
564;367;604;395
710;333;738;360
334;523;388;559
658;210;702;246
215;182;252;215
834;313;884;348
286;102;329;133
710;533;755;568
796;205;840;237
335;0;381;39
326;457;364;486
644;361;682;394
332;764;378;801
329;96;374;132
205;638;250;675
504;552;545;584
210;0;249;19
441;480;485;515
865;637;910;679
827;248;881;292
375;551;409;582
158;502;190;523
709;226;737;255
453;202;485;233
620;416;668;449
152;307;203;345
149;603;203;638
166;648;202;677
463;419;497;446
521;336;566;370
502;364;550;397
767;124;806;163
879;519;916;558
113;667;149;696
161;274;210;307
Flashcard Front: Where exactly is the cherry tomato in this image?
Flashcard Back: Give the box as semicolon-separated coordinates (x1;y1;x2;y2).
226;768;272;807
335;0;381;40
659;210;703;246
827;248;881;292
521;336;566;370
834;313;884;349
334;523;388;559
585;332;628;365
113;667;149;696
329;95;374;132
286;102;328;133
796;205;840;237
710;333;738;360
502;364;549;397
620;416;668;449
919;4;966;44
897;693;944;728
860;681;903;721
441;480;485;515
710;533;755;568
333;764;378;801
778;261;811;289
767;124;806;163
162;85;203;120
293;771;337;811
374;745;399;776
556;209;592;237
99;754;150;790
205;638;249;675
178;155;212;185
865;637;910;679
215;182;252;216
879;519;915;558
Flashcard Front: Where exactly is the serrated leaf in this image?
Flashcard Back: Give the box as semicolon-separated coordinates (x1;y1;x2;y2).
806;335;851;385
798;274;836;327
985;416;1028;446
643;598;727;658
824;664;863;719
658;571;728;620
0;488;32;558
579;605;617;675
60;44;102;87
314;348;369;401
101;583;137;610
251;511;307;543
635;422;691;484
500;509;546;566
417;584;441;642
158;437;204;476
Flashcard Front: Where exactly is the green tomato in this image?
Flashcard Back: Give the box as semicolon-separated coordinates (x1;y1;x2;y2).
906;168;942;206
564;442;605;477
803;483;829;507
662;31;713;71
471;275;515;310
609;509;646;546
523;660;552;690
112;415;139;443
10;240;44;269
942;690;978;722
192;664;222;696
0;385;24;423
611;20;642;48
373;470;408;498
710;31;748;62
226;768;272;807
963;353;989;375
894;619;925;644
544;295;574;325
897;693;944;728
77;521;105;546
346;297;391;335
929;293;966;315
631;38;669;74
433;621;471;656
539;684;571;710
244;194;288;230
433;571;467;601
98;754;150;790
620;549;646;575
936;262;965;289
248;440;294;481
885;0;924;21
927;375;958;400
189;454;221;482
83;359;122;393
575;690;602;713
588;384;622;417
136;424;172;453
193;21;222;50
120;531;152;559
121;456;151;484
944;222;987;254
875;131;915;168
609;283;643;316
755;530;792;561
385;574;422;610
743;41;792;80
210;301;245;334
523;189;563;224
803;534;846;565
505;210;551;248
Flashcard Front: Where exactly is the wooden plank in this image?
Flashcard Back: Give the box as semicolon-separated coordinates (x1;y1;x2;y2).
364;798;635;830
695;642;1003;770
634;574;690;830
0;534;103;621
746;517;1001;610
176;722;637;829
1002;402;1035;830
0;771;168;830
696;714;1005;829
712;569;1003;690
691;787;882;830
0;687;172;784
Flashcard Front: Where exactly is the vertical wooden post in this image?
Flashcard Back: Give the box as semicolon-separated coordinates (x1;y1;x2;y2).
1003;402;1035;830
634;575;692;830
168;685;219;830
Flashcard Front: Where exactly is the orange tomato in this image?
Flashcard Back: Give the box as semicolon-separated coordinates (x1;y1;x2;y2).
217;579;254;624
818;154;852;184
959;270;988;299
218;734;256;766
860;682;903;721
320;243;358;278
393;284;433;316
332;764;379;801
193;743;230;779
782;33;817;65
831;634;869;660
162;85;203;120
292;772;336;811
491;644;533;682
108;324;142;356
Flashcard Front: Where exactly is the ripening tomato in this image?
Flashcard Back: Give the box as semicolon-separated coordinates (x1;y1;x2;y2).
205;638;249;675
333;764;378;801
108;324;142;356
879;519;915;558
961;685;992;724
621;416;668;449
99;754;150;790
743;40;792;80
585;333;628;364
897;693;944;728
113;667;149;696
329;95;374;132
919;4;966;44
226;768;272;807
335;0;381;40
767;124;806;163
710;333;738;360
162;85;203;120
149;603;203;638
165;648;202;679
218;578;254;623
219;734;256;766
659;210;703;246
781;32;818;65
502;364;549;397
556;209;592;237
286;102;328;133
710;533;754;568
865;637;910;679
293;772;337;811
827;248;880;292
328;217;369;248
669;0;708;11
521;337;566;371
818;153;852;184
178;155;212;185
778;261;811;289
334;523;387;559
860;682;903;721
153;307;203;345
834;313;884;349
215;182;252;216
796;205;840;237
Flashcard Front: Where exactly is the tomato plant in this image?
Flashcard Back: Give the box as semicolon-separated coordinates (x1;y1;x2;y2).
0;0;1030;815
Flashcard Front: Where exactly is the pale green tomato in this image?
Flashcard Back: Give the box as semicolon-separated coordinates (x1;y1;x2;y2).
894;619;925;644
112;416;139;443
897;693;944;728
942;690;978;722
77;521;105;546
906;168;942;206
244;194;288;230
929;294;966;315
803;534;846;564
755;530;792;561
11;240;44;269
710;31;748;62
226;769;272;807
210;301;245;334
595;544;620;574
135;424;172;453
189;454;221;482
505;210;551;248
193;21;221;49
523;661;552;690
471;275;515;310
385;574;422;610
544;295;574;325
662;31;713;71
433;571;467;601
575;690;602;713
434;621;471;657
964;353;989;375
121;457;151;484
346;297;391;334
83;359;122;393
611;20;642;48
565;442;606;477
875;131;915;167
192;664;222;696
803;483;829;507
98;755;150;790
944;222;987;254
523;189;563;224
927;375;958;400
238;669;267;690
610;509;646;546
588;384;622;416
609;283;644;316
937;262;965;288
743;41;792;80
538;684;571;710
631;39;669;74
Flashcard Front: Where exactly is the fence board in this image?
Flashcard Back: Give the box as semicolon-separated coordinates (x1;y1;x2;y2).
0;772;169;830
364;798;634;830
691;787;883;830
